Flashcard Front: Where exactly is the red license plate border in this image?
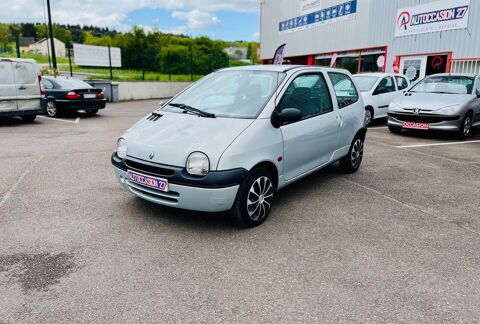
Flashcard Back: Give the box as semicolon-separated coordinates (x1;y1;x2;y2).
127;170;169;192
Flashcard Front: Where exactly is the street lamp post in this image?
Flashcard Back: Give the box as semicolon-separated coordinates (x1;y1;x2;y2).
46;0;57;69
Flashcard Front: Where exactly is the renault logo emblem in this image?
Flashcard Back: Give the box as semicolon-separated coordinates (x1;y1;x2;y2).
149;152;154;159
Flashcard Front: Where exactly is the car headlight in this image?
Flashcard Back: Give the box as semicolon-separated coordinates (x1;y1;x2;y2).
388;101;401;111
437;105;460;115
186;152;209;176
116;138;127;159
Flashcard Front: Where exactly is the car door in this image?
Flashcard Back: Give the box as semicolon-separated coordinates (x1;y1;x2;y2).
474;77;480;124
277;72;340;181
13;61;41;111
327;72;362;153
0;60;18;112
372;76;397;117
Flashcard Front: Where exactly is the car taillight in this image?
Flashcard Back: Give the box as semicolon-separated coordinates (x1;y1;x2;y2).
38;75;45;96
65;92;81;99
97;91;105;99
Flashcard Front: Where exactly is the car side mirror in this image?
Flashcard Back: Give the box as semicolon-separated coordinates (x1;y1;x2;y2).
271;108;303;128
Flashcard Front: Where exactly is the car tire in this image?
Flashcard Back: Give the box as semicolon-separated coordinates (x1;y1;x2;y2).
388;125;402;134
231;167;275;228
46;100;58;117
457;113;473;140
364;108;373;127
339;135;364;174
86;109;98;116
21;115;36;123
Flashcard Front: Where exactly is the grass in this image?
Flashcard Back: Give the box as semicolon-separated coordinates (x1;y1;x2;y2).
1;51;69;64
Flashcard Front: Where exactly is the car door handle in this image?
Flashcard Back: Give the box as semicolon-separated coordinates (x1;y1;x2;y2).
336;115;343;127
18;86;26;90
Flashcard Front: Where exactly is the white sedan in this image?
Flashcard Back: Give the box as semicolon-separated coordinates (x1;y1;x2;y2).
353;73;410;125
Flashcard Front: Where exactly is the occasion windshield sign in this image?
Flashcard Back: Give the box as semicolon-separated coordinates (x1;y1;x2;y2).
279;0;357;34
395;0;471;37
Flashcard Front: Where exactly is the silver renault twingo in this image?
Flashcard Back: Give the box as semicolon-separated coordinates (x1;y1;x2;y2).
112;65;366;227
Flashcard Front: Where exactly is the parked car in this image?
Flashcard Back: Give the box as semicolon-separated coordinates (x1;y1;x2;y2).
42;76;106;117
111;65;366;227
388;74;480;139
353;73;410;126
0;58;45;122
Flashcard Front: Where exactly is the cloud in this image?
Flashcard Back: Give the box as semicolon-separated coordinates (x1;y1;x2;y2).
0;0;258;32
253;32;260;39
171;10;220;30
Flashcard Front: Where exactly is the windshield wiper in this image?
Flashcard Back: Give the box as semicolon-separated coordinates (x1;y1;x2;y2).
168;103;215;118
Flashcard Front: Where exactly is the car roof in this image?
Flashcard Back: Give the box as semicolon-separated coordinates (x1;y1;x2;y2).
425;73;478;78
0;57;37;64
219;64;351;74
353;72;397;77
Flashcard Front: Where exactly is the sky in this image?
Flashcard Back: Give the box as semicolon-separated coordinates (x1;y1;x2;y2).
0;0;261;41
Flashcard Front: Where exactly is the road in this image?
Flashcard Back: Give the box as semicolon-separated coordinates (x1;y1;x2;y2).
1;100;479;323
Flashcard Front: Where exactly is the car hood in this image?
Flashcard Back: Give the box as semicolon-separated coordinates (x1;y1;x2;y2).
123;111;254;170
391;92;472;111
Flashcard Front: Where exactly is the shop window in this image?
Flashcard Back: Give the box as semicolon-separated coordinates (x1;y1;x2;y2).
360;53;385;72
335;54;360;74
426;55;448;76
328;72;359;108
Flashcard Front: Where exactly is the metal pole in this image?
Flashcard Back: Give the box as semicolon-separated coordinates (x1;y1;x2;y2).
108;45;113;80
141;48;145;80
68;47;73;77
16;35;20;58
167;51;171;81
46;0;57;69
42;0;51;68
189;47;193;81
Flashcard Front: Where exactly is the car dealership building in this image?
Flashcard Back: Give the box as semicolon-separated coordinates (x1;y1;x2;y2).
260;0;480;83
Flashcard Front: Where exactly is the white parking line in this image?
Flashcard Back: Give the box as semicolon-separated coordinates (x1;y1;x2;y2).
38;116;80;124
396;140;480;148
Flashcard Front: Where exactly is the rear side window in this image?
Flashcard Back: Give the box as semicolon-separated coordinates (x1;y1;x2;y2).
0;62;15;85
277;73;333;119
14;62;36;85
328;72;359;108
43;79;55;90
395;76;409;90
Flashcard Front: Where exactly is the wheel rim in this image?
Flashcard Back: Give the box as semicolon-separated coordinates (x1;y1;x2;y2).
463;117;471;137
247;176;273;221
351;139;364;169
364;110;372;126
47;101;56;117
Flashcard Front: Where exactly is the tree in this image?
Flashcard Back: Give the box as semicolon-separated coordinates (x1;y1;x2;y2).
0;24;11;50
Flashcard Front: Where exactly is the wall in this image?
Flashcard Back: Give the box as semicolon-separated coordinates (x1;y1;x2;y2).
260;0;480;72
117;81;193;101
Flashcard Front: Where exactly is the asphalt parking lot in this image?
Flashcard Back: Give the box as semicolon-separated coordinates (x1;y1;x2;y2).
1;100;479;323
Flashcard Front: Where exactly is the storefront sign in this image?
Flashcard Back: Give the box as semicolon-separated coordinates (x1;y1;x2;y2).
279;0;357;34
395;0;471;37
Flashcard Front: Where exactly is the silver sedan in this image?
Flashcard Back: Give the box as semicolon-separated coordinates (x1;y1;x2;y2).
388;74;480;139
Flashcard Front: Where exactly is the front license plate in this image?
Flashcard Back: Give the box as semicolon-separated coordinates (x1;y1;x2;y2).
127;170;169;192
402;122;429;130
83;93;97;99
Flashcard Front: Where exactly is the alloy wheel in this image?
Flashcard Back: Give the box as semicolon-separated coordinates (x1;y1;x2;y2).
46;101;57;117
364;110;372;126
246;176;274;221
351;138;364;169
463;117;471;137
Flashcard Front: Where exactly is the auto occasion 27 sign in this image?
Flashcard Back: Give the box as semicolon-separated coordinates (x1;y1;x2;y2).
395;0;471;37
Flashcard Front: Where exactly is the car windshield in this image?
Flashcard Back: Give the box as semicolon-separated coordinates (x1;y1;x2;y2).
410;75;474;94
353;76;379;92
53;78;93;89
163;70;286;118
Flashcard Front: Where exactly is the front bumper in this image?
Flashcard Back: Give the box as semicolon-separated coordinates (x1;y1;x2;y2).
112;154;246;212
387;112;462;131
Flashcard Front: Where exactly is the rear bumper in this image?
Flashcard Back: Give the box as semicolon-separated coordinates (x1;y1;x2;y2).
55;99;106;110
387;113;463;131
0;107;46;118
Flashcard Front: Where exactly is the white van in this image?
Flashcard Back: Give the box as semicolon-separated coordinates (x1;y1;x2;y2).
0;58;45;122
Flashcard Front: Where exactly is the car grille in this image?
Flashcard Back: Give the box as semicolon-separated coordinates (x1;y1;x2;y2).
388;113;461;123
126;180;180;204
125;159;176;177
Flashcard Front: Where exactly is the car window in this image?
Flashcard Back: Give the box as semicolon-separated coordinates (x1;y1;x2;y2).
395;76;409;91
54;78;93;89
374;77;396;94
43;79;54;90
477;79;480;95
277;73;333;119
13;62;36;85
328;72;359;108
410;76;474;94
0;62;15;85
352;75;379;92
